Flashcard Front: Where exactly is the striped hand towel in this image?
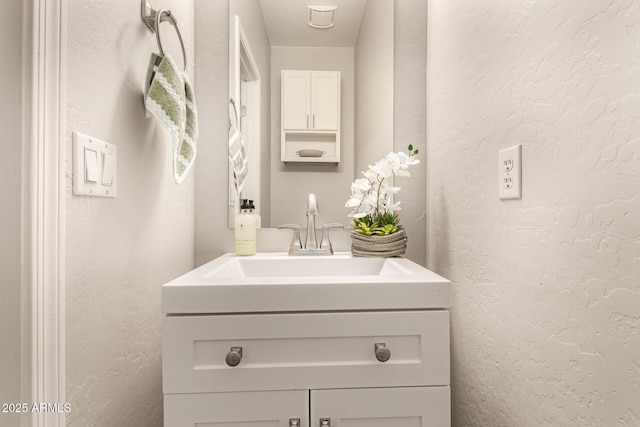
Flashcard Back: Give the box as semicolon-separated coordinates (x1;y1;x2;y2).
146;53;198;184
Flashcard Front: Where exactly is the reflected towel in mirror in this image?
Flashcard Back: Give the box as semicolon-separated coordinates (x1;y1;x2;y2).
228;127;248;194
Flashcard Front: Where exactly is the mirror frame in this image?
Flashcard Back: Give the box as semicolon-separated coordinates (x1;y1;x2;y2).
228;15;262;227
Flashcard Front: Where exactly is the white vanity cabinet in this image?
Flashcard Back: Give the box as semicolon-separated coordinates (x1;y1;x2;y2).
281;70;341;163
161;254;451;427
163;311;450;426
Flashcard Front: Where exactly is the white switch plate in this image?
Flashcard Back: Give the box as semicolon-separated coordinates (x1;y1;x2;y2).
499;144;521;200
73;132;117;198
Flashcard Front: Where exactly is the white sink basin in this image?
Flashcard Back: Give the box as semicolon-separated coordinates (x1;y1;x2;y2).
162;253;450;314
205;255;413;278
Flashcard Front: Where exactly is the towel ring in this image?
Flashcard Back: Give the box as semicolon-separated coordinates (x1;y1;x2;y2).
141;1;187;72
155;9;187;72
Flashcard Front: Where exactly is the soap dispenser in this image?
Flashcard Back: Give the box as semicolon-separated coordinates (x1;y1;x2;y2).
248;200;261;229
235;199;257;256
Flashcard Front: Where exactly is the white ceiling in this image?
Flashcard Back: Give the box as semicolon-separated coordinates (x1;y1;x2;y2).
259;0;368;47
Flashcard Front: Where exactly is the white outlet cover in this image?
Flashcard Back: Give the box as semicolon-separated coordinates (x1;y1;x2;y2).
499;144;521;200
73;131;117;198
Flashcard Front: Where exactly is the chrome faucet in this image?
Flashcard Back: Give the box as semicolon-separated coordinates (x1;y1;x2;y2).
278;193;343;255
305;193;318;249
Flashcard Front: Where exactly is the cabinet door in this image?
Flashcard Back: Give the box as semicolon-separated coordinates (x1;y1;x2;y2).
282;71;310;130
164;390;309;427
311;71;339;130
310;387;450;427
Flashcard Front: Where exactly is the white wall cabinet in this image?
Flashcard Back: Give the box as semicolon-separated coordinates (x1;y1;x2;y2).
282;70;339;131
281;70;340;163
282;71;311;131
163;310;451;426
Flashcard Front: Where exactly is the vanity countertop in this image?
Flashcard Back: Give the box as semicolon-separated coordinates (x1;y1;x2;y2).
162;252;451;315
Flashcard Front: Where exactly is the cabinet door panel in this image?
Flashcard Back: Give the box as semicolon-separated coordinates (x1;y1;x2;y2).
310;387;450;427
282;71;310;130
164;390;309;427
311;72;339;130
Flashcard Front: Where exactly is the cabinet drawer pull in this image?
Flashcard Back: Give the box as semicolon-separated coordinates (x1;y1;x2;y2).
289;418;300;427
375;343;391;362
320;418;331;426
225;347;243;366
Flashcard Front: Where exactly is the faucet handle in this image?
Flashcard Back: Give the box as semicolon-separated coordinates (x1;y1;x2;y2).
320;223;344;254
277;224;303;255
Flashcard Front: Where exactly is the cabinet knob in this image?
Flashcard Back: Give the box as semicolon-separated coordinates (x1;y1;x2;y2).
320;418;331;426
225;347;243;367
374;343;391;362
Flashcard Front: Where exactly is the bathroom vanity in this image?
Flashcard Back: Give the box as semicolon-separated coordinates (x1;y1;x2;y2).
162;253;451;426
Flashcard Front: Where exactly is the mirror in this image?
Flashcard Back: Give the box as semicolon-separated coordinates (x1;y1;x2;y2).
228;0;394;228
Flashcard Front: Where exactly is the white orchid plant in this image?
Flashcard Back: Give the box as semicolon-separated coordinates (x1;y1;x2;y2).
346;145;420;235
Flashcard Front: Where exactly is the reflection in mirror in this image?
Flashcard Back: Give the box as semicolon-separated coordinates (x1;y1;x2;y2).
228;0;393;229
228;15;261;226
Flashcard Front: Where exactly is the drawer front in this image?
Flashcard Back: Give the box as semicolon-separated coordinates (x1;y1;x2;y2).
163;311;449;393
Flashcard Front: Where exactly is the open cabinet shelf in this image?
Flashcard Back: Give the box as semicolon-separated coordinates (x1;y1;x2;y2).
281;131;339;163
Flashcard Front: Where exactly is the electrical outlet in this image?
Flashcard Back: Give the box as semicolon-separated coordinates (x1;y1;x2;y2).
504;158;513;172
499;144;521;200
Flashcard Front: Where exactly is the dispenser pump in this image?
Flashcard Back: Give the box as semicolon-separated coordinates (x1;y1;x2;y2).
248;199;261;228
235;199;257;255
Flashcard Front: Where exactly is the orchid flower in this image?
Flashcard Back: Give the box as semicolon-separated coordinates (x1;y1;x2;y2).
345;145;420;235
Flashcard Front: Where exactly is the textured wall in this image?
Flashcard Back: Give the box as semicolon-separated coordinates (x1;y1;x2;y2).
395;0;427;265
194;0;232;266
0;0;24;425
65;0;195;425
427;1;640;425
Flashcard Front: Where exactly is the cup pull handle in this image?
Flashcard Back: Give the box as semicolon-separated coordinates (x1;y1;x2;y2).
225;346;243;366
320;418;331;426
375;343;391;362
289;418;300;427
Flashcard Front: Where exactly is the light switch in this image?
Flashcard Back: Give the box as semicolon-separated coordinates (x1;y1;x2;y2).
101;152;115;186
73;131;117;198
84;148;99;183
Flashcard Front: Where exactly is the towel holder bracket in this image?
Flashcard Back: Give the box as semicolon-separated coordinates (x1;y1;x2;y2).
141;0;176;33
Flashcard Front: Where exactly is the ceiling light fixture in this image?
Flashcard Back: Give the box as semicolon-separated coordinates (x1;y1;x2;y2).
307;5;337;29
